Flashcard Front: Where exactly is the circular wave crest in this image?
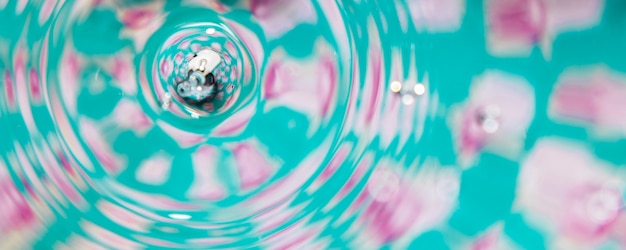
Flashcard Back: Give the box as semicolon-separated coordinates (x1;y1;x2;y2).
0;0;457;248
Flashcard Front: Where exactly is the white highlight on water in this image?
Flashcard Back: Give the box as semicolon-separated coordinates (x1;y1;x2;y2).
169;214;192;220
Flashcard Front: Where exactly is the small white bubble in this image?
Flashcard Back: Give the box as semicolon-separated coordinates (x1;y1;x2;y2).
478;105;501;133
482;118;499;134
414;84;426;95
401;95;414;105
587;190;621;224
390;80;402;93
205;28;216;35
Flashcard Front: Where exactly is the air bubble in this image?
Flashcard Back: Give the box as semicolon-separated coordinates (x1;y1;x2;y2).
390;80;402;93
161;93;172;110
481;119;499;133
478;105;501;134
402;95;415;105
414;84;426;95
391;80;426;105
587;189;621;224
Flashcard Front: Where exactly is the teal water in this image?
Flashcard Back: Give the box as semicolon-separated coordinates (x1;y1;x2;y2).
1;0;626;249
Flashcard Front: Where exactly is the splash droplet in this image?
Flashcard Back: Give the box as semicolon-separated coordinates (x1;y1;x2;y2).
414;83;426;95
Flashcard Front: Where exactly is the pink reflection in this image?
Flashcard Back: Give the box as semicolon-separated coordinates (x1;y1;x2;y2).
112;56;138;95
551;67;626;136
266;219;324;249
29;69;41;101
486;0;546;53
263;55;336;118
486;0;604;56
113;99;152;134
4;70;15;107
80;119;124;174
408;0;465;32
135;154;172;186
471;230;499;250
456;71;535;160
518;139;625;246
120;8;156;30
233;143;275;191
250;0;317;38
98;200;150;232
158;121;206;148
359;166;459;245
59;51;81;113
0;178;36;232
188;145;225;200
39;0;55;24
212;103;255;136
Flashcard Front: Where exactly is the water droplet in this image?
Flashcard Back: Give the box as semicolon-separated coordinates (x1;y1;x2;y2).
414;84;426;95
391;80;425;105
481;119;499;134
390;80;402;93
478;105;501;134
401;95;414;105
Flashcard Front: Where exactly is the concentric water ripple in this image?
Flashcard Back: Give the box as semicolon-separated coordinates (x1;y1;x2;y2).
0;0;439;248
3;0;626;249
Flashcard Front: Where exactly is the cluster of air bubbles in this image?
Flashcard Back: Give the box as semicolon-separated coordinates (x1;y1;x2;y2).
176;71;217;102
173;49;222;110
390;80;426;105
161;93;173;110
